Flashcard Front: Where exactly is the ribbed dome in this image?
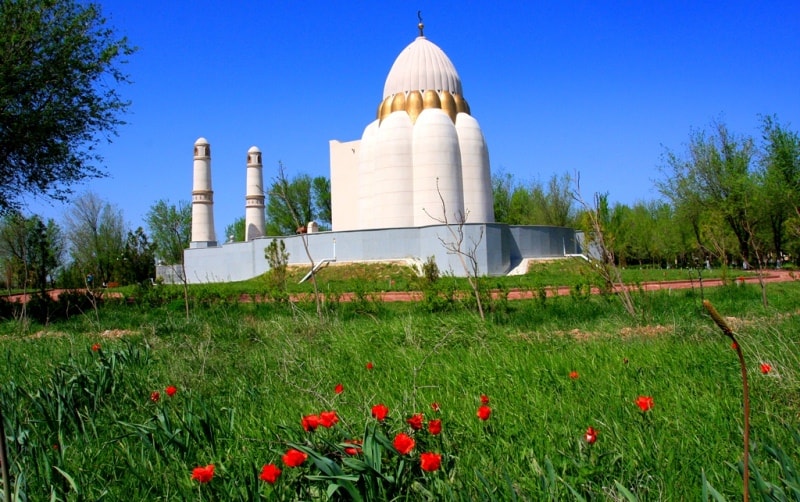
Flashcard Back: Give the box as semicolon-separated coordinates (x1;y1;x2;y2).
383;37;462;99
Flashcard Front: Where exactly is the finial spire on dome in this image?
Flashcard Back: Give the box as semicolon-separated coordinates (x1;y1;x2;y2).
417;11;424;37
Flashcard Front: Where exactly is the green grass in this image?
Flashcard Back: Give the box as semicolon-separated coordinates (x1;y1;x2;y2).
0;281;798;499
111;258;761;304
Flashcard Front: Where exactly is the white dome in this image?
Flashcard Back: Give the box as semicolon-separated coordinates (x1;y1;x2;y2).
383;37;462;99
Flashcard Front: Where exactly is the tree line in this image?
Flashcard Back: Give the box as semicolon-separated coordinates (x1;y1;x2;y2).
0;172;328;291
493;117;800;270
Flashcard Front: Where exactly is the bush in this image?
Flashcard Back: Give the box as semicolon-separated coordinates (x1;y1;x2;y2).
265;239;290;292
422;255;440;285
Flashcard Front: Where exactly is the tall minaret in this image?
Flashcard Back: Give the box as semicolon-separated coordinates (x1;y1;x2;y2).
245;146;266;241
190;137;217;247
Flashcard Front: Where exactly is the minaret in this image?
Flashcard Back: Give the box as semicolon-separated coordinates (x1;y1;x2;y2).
245;146;266;241
190;137;217;247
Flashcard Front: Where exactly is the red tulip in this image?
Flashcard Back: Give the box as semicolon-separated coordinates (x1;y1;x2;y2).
584;426;597;444
191;464;215;483
371;403;389;421
344;439;362;455
259;463;281;484
302;414;320;432
393;433;415;455
420;452;442;472
320;410;339;428
407;413;424;430
282;449;307;467
635;395;654;412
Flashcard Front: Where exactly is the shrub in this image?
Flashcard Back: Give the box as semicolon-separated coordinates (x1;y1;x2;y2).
422;255;440;285
265;239;290;294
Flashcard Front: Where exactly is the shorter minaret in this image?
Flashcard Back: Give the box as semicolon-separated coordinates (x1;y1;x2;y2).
190;137;217;247
245;146;266;241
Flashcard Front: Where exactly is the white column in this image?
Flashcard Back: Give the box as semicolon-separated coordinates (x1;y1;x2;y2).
457;113;494;223
190;137;217;247
245;146;265;241
412;109;464;226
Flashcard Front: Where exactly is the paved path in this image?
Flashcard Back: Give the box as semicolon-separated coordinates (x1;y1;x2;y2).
248;270;799;303
3;270;796;304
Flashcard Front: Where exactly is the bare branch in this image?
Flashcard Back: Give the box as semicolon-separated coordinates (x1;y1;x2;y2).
423;177;485;321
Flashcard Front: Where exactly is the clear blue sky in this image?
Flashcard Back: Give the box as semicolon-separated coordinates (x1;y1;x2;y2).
22;1;800;237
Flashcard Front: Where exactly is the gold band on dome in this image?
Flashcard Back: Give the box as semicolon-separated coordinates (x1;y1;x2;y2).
422;89;441;110
440;91;457;122
390;92;406;112
378;90;470;124
406;90;423;122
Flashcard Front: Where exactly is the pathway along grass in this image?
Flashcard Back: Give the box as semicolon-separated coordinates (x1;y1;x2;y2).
0;282;798;499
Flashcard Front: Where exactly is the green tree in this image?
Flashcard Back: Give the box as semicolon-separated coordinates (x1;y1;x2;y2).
64;192;127;285
266;171;331;235
264;238;289;296
145;200;191;264
759;116;800;260
312;176;332;226
491;172;514;223
527;173;576;227
224;217;245;243
508;185;535;224
492;171;576;227
0;213;62;291
0;0;135;212
120;227;155;285
658;121;757;261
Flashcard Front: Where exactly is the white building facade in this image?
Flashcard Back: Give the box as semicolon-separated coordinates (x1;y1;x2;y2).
330;23;494;231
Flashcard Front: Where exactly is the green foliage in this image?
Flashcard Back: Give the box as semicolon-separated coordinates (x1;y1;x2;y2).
659;120;757;262
265;239;289;298
145;199;191;264
266;168;332;235
492;171;577;227
224;216;246;243
2;290;98;323
119;227;155;285
0;213;62;291
421;256;440;285
0;0;135;212
64;192;128;284
760;115;800;261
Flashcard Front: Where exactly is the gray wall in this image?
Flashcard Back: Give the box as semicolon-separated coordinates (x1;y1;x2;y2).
179;224;579;284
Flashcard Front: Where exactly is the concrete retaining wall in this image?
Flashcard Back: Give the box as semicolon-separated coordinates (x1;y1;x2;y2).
178;224;580;284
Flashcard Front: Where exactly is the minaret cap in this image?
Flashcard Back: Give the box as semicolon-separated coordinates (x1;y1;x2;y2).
195;137;209;145
247;145;261;153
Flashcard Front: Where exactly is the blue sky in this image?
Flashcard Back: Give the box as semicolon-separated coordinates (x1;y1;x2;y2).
22;1;800;237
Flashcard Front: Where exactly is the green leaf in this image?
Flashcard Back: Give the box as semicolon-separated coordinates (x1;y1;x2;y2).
701;469;727;501
614;481;639;502
53;466;80;494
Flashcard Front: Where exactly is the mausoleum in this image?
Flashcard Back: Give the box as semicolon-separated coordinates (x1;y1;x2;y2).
179;22;580;284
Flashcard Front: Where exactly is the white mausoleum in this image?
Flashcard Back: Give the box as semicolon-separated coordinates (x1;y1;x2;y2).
330;21;493;231
180;21;580;284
